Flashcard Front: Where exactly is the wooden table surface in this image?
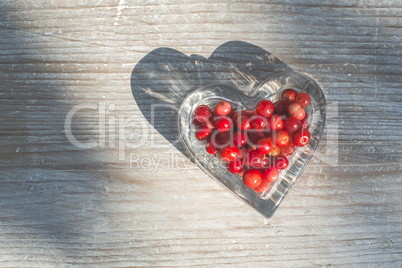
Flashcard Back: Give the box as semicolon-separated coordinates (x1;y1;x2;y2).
1;0;401;267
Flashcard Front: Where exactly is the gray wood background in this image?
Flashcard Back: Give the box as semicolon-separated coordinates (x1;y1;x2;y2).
1;0;401;267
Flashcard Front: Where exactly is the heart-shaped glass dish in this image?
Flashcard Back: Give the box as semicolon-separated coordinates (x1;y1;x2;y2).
178;71;326;218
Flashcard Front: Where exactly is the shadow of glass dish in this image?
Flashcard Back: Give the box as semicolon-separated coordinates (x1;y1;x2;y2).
131;41;292;156
131;41;325;218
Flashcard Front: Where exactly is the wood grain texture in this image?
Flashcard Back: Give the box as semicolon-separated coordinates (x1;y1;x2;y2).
0;0;401;267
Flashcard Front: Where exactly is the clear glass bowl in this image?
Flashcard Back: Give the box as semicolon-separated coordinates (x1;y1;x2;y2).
178;71;326;218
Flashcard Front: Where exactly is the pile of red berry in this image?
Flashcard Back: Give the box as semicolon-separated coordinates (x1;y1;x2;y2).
192;89;312;193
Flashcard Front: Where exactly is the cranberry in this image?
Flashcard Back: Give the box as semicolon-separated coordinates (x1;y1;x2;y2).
244;150;264;168
250;115;268;131
214;116;232;132
205;142;217;154
268;146;280;157
241;109;257;117
233;131;247;147
192;116;203;128
253;178;270;193
255;100;275;118
262;166;279;183
280;141;296;157
268;114;283;131
260;157;270;168
274;100;288;115
195;125;211;141
194;105;212;122
281;89;297;104
228;159;243;174
215;100;232;116
274;156;289;170
293;128;311;147
288;103;306;120
236;115;251;131
283;117;302;134
272;130;290;147
243;169;262;189
256;138;273;155
295;92;311;108
220;146;239;162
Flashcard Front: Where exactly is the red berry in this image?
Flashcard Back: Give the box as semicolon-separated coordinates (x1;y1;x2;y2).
236;115;251;131
268;146;280;157
241;109;257;117
256;100;275;118
262;166;279;183
192;116;203;128
214;116;231;132
283;117;302;134
244;150;264;168
301;116;309;129
243;169;262;189
233;131;247;147
195;125;211;141
272;130;290;147
280;141;296;157
256;138;273;155
254;178;270;193
205;142;217;154
220;146;239;162
274;100;288;115
228;159;243;174
194;105;212;122
215;100;232;116
288;103;306;120
250;115;268;131
293;128;311;147
268;114;283;131
281;89;297;104
295;92;311;108
260;157;270;168
274;156;289;170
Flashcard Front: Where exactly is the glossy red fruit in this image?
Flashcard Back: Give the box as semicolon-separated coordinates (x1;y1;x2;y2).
195;125;211;141
214;116;231;132
250;115;268;131
283;117;302;134
295;92;311;108
281;89;297;104
268;114;283;131
241;109;257;117
301;116;309;129
215;100;232;116
236;115;251;131
293;128;311;147
220;146;240;162
272;130;290;147
244;150;264;168
194;105;212;122
288;103;306;120
243;169;262;189
205;142;217;154
262;166;279;183
254;178;270;193
256;138;273;155
260;157;270;168
280;141;296;157
233;131;247;147
256;100;275;118
268;146;280;157
228;159;243;174
274;156;289;170
192;116;203;128
274;100;288;115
